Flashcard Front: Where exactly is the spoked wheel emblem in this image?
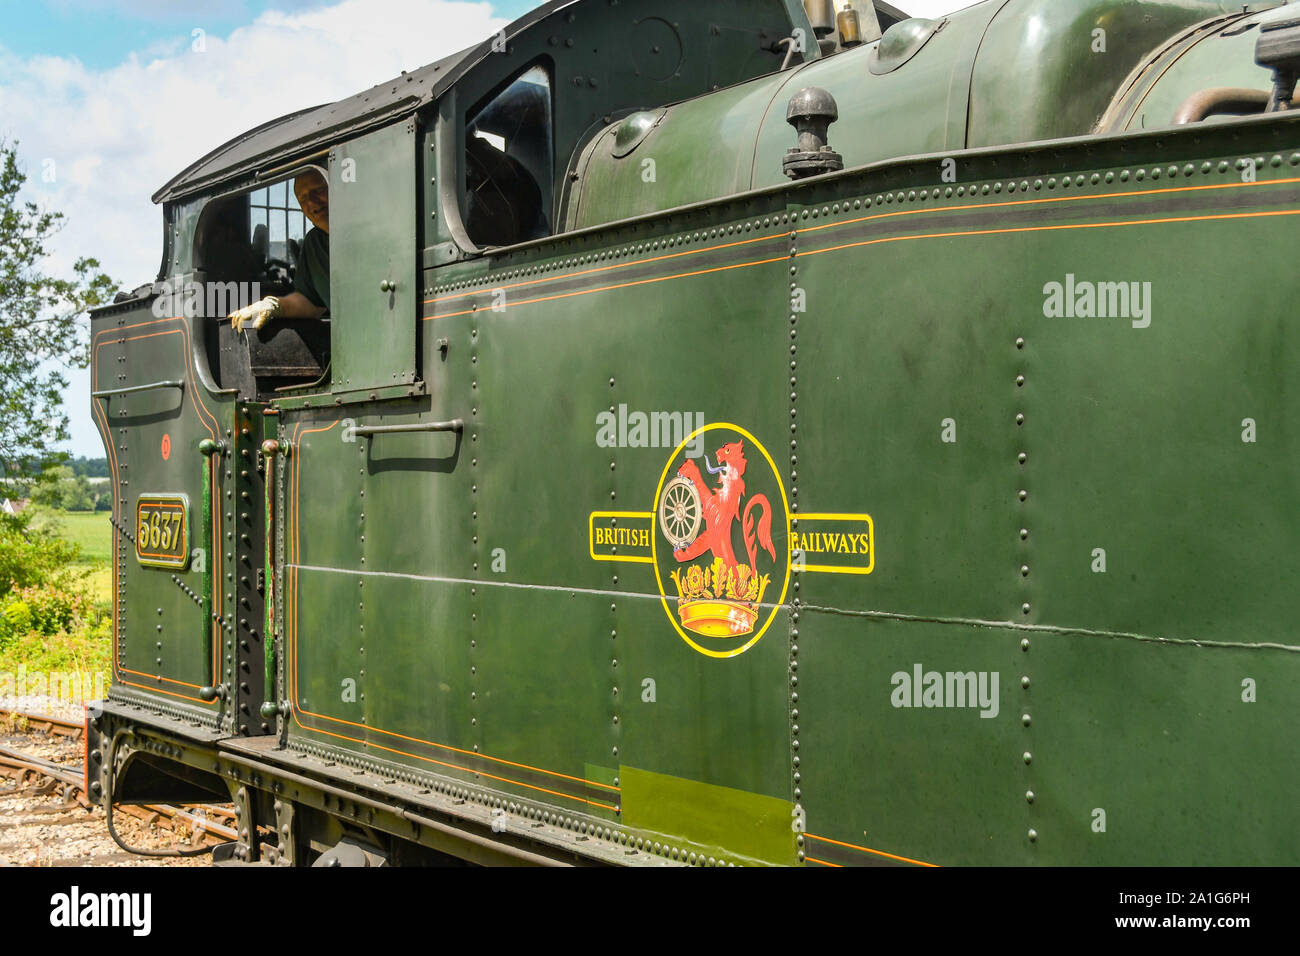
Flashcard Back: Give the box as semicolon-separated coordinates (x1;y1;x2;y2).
658;475;702;550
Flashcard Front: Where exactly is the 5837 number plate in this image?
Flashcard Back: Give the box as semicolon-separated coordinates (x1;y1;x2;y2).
135;495;190;569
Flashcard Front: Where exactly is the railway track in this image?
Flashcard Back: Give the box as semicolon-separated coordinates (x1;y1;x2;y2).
0;706;237;866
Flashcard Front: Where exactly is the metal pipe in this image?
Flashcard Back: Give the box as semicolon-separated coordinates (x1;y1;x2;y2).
351;420;463;436
260;440;280;721
1173;87;1270;125
778;35;800;71
91;379;184;399
104;729;217;857
198;439;225;700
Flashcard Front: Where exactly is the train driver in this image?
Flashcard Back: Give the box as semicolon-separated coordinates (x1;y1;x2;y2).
229;169;330;330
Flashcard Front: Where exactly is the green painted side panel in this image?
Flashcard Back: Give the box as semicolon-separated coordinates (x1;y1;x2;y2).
1029;637;1300;864
1027;214;1297;646
798;616;1028;867
790;223;1020;623
329;121;418;391
473;588;617;814
288;195;799;855
620;765;796;865
616;595;793;806
291;566;362;726
362;578;475;758
968;0;1243;147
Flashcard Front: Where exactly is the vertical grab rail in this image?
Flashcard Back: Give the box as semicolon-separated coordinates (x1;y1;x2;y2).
260;439;287;721
198;439;226;702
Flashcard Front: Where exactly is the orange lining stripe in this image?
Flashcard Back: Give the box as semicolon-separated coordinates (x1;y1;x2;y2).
297;719;618;811
805;856;841;867
428;207;1300;320
426;255;788;320
805;832;938;867
422;175;1300;309
794;174;1300;236
801;207;1300;259
285;421;618;798
423;230;780;305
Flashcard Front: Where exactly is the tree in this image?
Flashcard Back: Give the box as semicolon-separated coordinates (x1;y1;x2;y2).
0;139;117;478
67;456;108;478
31;465;74;508
63;474;95;512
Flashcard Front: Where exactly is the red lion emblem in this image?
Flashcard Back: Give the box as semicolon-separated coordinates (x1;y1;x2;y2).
673;440;776;573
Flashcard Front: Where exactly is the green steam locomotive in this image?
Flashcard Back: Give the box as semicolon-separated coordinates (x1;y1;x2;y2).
86;0;1300;866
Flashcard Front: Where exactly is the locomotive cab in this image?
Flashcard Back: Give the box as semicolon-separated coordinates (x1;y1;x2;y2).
193;173;333;400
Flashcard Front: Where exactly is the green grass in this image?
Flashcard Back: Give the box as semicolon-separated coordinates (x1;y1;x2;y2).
0;622;112;681
30;510;113;563
25;509;113;604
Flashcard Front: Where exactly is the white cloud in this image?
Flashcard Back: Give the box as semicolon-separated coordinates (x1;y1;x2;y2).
0;0;508;457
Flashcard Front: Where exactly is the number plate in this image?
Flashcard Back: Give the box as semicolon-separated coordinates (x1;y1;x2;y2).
135;495;190;569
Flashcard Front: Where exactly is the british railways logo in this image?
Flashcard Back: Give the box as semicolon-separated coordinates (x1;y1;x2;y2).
587;421;873;659
652;424;789;657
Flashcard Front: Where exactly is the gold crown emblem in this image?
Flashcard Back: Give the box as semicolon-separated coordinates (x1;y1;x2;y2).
669;557;771;638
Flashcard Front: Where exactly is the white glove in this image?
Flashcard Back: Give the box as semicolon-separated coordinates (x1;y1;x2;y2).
229;295;281;332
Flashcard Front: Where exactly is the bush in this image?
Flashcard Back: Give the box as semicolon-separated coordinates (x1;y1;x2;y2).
0;584;89;648
0;507;107;687
0;510;81;593
1;600;33;646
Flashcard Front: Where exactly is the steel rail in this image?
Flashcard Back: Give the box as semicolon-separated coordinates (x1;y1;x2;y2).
0;731;238;846
0;707;85;738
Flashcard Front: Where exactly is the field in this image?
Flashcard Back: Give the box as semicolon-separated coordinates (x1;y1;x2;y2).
26;509;113;603
1;509;114;699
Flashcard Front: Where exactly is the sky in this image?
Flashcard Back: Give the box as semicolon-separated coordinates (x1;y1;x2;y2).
0;0;968;458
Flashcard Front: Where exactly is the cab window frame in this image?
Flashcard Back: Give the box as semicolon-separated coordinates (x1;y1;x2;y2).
439;55;557;255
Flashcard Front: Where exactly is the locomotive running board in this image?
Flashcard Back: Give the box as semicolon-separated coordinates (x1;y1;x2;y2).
217;735;669;867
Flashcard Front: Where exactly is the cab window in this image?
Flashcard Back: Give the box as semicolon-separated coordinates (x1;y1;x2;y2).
193;173;331;397
248;181;309;277
196;176;318;298
463;63;554;247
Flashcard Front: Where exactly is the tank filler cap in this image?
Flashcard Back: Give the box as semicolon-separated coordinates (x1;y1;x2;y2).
783;87;843;180
868;17;945;75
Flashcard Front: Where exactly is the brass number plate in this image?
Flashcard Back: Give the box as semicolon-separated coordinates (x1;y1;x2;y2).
135;495;190;569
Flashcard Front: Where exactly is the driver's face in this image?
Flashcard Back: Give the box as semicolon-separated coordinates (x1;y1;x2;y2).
294;173;329;233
